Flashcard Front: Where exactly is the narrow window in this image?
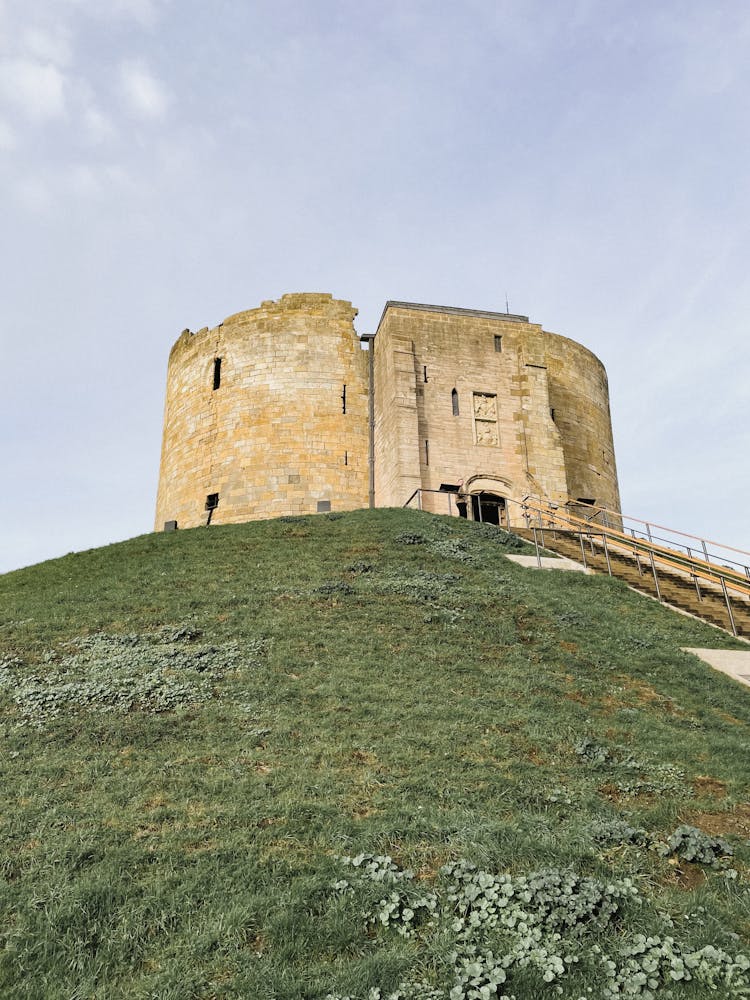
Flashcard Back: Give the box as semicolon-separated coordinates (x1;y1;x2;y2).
212;358;222;390
494;335;502;353
341;384;347;414
424;439;429;466
550;407;556;422
344;451;348;466
451;388;459;416
423;365;428;383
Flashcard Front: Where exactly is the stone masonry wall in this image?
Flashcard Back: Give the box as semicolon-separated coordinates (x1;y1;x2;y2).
371;302;619;520
155;293;369;530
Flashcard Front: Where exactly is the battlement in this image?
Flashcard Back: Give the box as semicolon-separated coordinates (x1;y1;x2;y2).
223;292;358;328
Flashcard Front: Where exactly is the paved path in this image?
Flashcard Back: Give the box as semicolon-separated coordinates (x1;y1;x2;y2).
505;554;590;572
682;648;750;688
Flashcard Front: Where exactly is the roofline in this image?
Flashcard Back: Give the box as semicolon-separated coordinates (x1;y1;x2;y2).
375;300;530;333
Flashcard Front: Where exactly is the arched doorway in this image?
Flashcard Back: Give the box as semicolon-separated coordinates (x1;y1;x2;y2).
471;492;506;526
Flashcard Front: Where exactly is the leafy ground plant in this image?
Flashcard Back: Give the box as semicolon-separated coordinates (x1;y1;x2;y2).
0;626;257;727
327;855;750;999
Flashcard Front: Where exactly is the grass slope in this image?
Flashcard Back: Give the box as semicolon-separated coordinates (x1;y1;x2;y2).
1;508;749;1000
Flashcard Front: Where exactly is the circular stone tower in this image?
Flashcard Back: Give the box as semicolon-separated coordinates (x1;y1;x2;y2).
155;293;369;530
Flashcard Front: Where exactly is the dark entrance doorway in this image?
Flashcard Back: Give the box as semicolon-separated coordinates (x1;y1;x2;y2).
471;492;506;526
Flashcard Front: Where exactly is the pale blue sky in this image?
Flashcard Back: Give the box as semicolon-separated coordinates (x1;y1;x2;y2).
1;0;748;573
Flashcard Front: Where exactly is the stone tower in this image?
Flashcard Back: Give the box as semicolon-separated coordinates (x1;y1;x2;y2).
155;293;369;530
155;293;620;529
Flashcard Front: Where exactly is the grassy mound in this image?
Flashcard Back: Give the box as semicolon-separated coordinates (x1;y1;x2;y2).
1;508;748;999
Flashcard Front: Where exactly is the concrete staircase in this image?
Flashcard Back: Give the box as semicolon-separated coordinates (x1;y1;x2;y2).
515;527;750;639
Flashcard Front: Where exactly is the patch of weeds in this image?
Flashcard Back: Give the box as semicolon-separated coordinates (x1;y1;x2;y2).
395;532;429;545
326;512;345;521
588;817;650;847
657;825;734;868
575;736;611;764
429;539;474;564
315;581;356;598
422;608;464;627
614;761;686;799
628;634;658;651
470;523;526;550
326;986;443;1000
331;855;639;996
575;738;687;797
328;854;750;999
589;818;736;873
601;935;750;998
0;626;258;728
371;570;461;604
348;561;375;575
338;852;414;884
556;611;587;628
545;786;574;805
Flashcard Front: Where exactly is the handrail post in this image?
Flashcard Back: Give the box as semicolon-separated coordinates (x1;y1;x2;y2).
686;547;702;602
646;523;653;544
720;577;738;637
602;532;612;575
478;496;483;522
633;545;643;577
417;489;422;511
650;552;662;602
578;531;588;569
532;526;542;568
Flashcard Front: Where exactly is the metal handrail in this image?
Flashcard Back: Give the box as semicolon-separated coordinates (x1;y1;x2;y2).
537;504;750;594
516;496;749;636
403;487;749;636
519;496;750;594
562;499;750;578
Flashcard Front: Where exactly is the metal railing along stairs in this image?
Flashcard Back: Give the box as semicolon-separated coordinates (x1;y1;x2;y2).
403;488;750;638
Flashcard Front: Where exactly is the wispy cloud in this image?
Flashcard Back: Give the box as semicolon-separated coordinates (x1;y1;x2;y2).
0;117;16;150
118;58;170;119
44;0;169;29
82;102;117;143
21;25;73;67
13;172;54;212
0;57;66;120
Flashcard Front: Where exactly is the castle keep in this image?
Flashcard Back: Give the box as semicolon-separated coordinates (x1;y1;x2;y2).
155;293;620;529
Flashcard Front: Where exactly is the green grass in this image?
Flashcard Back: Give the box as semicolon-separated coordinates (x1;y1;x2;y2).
1;508;749;999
